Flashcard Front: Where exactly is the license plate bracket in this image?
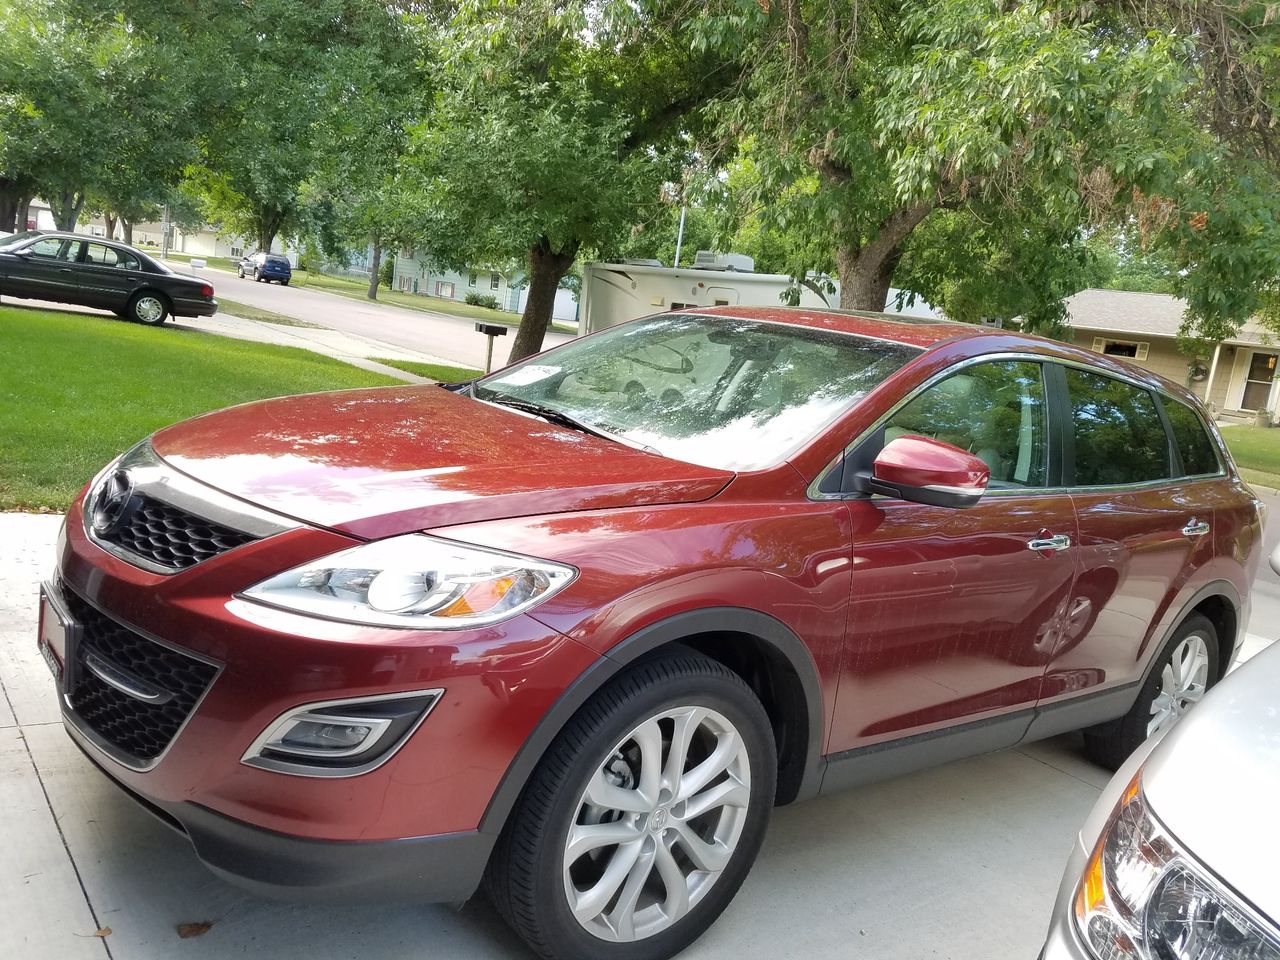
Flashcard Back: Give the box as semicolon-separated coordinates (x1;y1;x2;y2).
38;583;80;687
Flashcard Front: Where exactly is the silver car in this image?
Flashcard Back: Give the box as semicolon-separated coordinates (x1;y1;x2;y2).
1040;634;1280;959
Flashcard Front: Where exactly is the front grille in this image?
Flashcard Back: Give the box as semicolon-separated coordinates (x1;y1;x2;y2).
64;590;218;765
98;494;258;571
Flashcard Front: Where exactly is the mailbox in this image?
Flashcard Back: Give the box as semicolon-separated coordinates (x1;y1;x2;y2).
475;322;510;373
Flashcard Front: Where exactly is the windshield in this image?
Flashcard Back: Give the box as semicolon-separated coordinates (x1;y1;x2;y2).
475;313;921;471
0;230;44;250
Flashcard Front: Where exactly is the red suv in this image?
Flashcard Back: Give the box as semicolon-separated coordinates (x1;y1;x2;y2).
41;308;1261;960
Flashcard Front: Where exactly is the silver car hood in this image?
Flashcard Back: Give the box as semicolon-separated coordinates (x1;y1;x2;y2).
1143;639;1280;921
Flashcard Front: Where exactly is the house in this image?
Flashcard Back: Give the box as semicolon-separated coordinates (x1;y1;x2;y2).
392;252;578;322
1065;289;1275;416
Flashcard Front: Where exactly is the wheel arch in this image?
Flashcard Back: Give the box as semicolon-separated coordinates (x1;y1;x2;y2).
130;287;172;317
1148;580;1242;686
477;607;826;840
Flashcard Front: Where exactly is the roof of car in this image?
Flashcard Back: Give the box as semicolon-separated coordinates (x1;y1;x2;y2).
690;304;995;348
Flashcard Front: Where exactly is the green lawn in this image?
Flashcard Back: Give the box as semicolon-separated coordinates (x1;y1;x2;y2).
370;357;481;382
0;305;397;512
1219;425;1280;490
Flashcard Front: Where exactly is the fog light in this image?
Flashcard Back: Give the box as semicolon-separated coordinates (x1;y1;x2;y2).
243;688;443;777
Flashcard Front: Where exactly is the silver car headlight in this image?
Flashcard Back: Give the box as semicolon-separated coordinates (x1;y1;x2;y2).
1076;773;1280;960
240;534;576;629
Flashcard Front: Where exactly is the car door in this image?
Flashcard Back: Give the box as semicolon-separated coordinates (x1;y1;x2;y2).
6;236;84;301
1037;365;1216;705
826;358;1079;760
78;243;142;308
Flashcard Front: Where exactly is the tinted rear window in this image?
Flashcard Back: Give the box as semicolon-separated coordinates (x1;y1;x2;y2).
266;256;290;267
1066;369;1171;485
1164;398;1221;476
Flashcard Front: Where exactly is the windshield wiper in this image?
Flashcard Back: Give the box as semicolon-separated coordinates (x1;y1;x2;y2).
480;393;661;455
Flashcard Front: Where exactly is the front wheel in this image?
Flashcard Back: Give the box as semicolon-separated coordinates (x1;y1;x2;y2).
127;292;170;326
486;652;776;960
1084;613;1219;769
237;267;245;278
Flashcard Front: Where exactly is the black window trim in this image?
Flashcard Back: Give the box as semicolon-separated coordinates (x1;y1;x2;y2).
1157;392;1226;480
809;350;1227;502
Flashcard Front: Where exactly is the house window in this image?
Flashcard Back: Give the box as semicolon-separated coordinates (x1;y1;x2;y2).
1091;338;1150;361
490;273;500;291
436;280;455;299
230;246;243;258
468;272;477;287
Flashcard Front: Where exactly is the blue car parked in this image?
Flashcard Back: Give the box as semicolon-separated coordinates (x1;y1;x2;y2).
237;251;292;285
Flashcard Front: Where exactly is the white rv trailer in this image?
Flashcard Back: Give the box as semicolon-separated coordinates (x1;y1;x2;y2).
580;255;837;334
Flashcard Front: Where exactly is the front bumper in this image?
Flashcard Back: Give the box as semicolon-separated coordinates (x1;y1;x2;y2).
69;726;493;902
1039;837;1092;959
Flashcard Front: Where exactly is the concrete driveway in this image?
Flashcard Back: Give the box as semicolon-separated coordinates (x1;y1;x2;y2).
181;266;574;370
2;508;1275;960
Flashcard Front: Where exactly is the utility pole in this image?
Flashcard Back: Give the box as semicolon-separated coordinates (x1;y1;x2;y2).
673;205;688;268
160;204;171;259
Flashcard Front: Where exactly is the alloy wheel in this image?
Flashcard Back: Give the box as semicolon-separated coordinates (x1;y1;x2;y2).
562;705;751;943
1147;632;1211;736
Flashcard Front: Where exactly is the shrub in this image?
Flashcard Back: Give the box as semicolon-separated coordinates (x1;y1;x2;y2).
379;255;395;289
464;292;500;309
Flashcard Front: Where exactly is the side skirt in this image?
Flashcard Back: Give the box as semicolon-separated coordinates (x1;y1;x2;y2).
817;682;1139;795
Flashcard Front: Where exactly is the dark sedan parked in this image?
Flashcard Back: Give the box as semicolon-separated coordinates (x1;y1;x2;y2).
237;251;292;284
0;231;218;325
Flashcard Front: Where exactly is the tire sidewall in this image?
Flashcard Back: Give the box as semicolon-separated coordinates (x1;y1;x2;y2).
528;668;776;960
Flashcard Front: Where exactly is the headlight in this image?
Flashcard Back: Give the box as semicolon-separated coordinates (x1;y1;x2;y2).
1076;773;1280;960
240;534;576;629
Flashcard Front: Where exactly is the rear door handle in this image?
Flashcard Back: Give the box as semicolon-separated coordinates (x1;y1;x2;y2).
1027;534;1072;553
1182;518;1210;537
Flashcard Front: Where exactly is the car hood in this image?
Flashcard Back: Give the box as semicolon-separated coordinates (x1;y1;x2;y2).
1142;639;1280;921
150;386;733;539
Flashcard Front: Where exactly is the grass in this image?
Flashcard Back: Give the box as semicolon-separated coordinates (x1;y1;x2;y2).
0;304;397;512
215;297;324;328
1219;424;1280;490
370;357;481;382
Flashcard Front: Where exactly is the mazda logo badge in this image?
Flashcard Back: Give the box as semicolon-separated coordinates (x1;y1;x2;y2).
92;471;134;535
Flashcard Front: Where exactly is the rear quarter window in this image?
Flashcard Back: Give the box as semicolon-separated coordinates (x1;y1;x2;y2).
1164;398;1222;476
1066;368;1171;486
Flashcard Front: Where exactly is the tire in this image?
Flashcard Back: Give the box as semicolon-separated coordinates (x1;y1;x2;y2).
281;279;289;287
237;267;245;278
254;269;262;282
127;291;170;326
485;652;776;960
1083;613;1219;770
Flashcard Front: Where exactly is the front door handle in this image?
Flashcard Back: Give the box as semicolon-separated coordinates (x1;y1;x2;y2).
1027;534;1072;553
1182;518;1210;537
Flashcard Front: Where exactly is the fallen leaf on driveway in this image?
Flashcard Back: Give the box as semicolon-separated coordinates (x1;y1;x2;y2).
177;921;213;939
94;928;111;938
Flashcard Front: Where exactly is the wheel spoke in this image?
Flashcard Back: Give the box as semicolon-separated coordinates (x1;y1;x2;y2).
655;837;691;924
632;719;664;806
678;731;741;803
585;768;651;814
662;707;705;792
682;775;749;822
605;838;657;940
566;820;643;865
572;836;645;923
670;820;732;872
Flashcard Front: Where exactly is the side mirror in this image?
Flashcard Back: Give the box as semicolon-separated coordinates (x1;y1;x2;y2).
860;435;989;508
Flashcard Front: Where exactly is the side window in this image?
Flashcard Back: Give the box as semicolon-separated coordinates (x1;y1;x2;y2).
28;238;80;260
1165;398;1221;477
84;243;116;266
884;360;1048;488
1066;369;1170;485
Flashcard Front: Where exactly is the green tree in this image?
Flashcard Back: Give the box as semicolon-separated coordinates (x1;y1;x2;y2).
410;0;738;361
700;1;1280;338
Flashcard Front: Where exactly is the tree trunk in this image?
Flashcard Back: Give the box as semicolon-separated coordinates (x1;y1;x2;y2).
50;189;86;231
366;240;382;300
835;202;935;311
121;219;133;246
15;195;32;231
104;213;118;241
0;192;16;233
509;238;579;363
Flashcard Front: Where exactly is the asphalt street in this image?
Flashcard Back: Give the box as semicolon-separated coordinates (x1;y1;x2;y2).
184;265;575;370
